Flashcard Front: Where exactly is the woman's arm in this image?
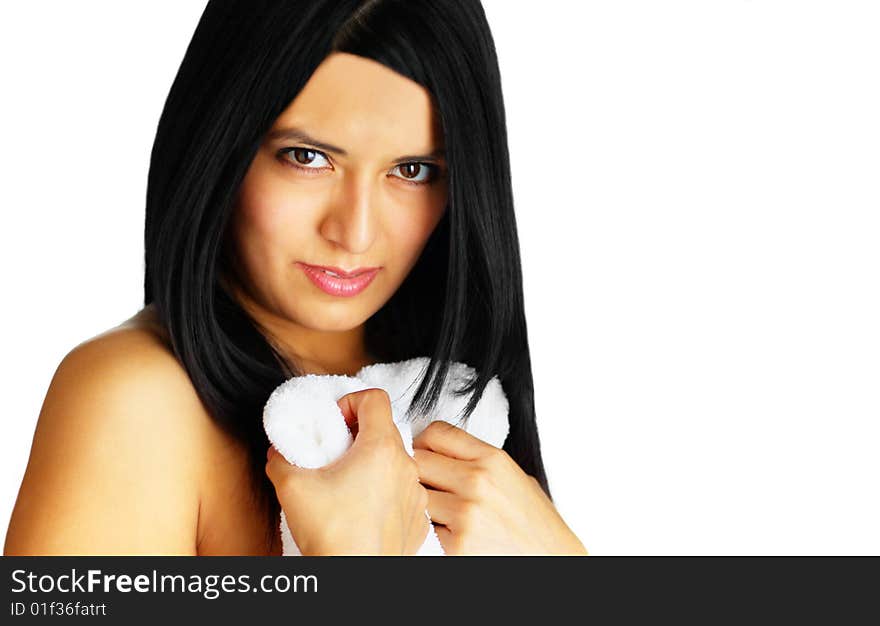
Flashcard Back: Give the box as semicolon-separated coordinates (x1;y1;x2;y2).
4;331;202;555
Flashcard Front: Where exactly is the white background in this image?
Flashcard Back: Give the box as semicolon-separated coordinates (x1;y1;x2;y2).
1;1;877;555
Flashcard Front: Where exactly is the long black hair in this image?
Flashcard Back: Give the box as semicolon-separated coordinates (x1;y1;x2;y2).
144;0;549;551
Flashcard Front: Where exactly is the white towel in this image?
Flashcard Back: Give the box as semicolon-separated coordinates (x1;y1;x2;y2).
262;356;510;556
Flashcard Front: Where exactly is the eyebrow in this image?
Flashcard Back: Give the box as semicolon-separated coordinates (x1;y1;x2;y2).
265;126;446;163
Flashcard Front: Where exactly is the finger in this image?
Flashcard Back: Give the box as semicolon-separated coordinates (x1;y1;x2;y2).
336;396;359;439
336;388;394;440
264;444;301;485
424;487;464;530
412;420;491;461
413;448;471;493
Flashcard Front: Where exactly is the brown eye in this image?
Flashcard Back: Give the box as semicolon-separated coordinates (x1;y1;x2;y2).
281;147;331;169
400;163;421;178
293;148;316;164
391;162;435;184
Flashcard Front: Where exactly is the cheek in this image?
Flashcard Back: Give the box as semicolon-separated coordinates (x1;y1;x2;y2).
234;171;319;259
384;190;446;269
394;217;436;258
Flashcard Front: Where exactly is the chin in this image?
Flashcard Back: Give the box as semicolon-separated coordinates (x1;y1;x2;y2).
296;305;372;332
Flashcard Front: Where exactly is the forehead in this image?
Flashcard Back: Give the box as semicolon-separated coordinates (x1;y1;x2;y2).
271;52;443;155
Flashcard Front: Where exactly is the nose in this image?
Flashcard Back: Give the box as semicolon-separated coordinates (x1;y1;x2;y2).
318;170;378;254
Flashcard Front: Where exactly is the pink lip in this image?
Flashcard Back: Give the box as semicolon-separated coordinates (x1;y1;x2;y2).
297;262;381;297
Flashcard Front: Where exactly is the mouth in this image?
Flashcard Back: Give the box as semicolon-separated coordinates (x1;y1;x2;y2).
296;262;382;297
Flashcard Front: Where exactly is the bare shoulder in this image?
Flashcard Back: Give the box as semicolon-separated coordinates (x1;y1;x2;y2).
4;305;211;555
49;304;212;447
66;304;191;402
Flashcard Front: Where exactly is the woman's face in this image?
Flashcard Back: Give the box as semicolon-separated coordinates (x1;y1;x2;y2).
224;52;448;350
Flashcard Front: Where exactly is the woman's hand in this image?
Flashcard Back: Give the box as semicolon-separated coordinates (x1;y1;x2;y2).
265;388;430;556
412;421;588;556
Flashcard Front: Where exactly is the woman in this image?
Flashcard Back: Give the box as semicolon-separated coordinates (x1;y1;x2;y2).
5;0;587;556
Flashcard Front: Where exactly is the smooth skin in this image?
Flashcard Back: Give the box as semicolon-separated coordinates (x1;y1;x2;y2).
4;51;587;555
413;422;588;555
5;326;206;555
266;388;431;556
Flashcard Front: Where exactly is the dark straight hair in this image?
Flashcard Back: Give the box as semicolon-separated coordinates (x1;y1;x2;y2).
144;0;549;551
